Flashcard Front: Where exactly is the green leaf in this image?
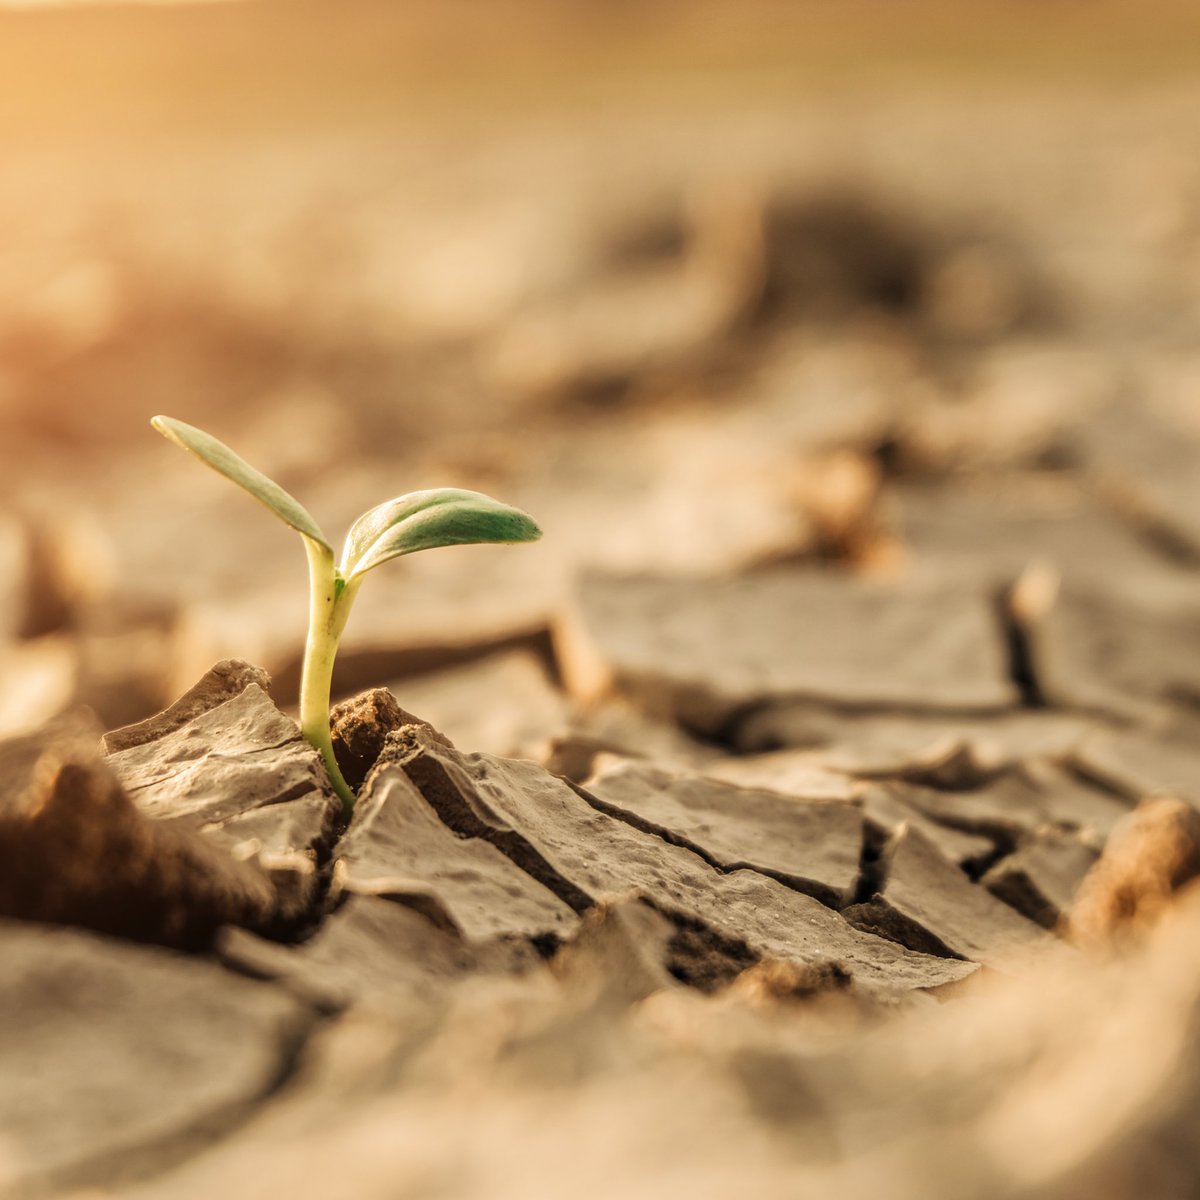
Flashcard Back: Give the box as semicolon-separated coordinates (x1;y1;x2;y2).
341;488;542;579
340;489;480;572
151;416;332;552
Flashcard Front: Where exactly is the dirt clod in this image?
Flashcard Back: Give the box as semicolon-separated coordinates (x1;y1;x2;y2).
330;687;454;791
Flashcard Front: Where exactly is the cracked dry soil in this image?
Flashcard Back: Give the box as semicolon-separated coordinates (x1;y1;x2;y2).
5;11;1200;1193
4;608;1200;1200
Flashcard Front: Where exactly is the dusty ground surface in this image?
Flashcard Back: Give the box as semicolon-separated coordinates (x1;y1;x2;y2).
3;2;1200;1197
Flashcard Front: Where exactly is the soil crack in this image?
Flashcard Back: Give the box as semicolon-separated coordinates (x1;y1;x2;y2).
386;733;596;916
565;777;856;911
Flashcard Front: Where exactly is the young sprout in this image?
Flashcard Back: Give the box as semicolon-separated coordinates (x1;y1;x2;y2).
151;415;541;813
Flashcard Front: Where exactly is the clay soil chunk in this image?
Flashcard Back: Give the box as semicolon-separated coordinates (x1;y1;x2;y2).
335;763;578;945
102;664;342;921
207;793;340;863
556;570;1016;733
896;764;1129;846
728;707;1092;780
106;674;338;828
983;833;1098;929
0;920;313;1197
1069;729;1200;808
845;824;1055;967
585;759;864;907
1018;583;1200;721
858;784;996;872
205;793;341;915
387;729;976;995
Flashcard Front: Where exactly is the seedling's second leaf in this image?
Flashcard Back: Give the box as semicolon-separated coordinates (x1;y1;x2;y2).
343;488;542;579
340;489;478;574
151;415;332;551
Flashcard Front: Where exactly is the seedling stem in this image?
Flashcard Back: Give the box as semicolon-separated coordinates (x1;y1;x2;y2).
299;540;360;809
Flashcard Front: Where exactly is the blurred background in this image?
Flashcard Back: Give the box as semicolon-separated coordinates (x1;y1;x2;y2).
2;0;1200;738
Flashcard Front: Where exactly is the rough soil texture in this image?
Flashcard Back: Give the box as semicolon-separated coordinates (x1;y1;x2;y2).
4;3;1200;1196
4;648;1200;1197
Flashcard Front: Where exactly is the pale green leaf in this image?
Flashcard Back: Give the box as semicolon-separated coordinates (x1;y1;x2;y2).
341;489;485;573
151;415;332;552
342;488;542;579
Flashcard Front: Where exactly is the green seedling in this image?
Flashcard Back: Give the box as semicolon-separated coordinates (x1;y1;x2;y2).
152;415;542;813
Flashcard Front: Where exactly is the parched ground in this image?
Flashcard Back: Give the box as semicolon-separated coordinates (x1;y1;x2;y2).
2;2;1200;1197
